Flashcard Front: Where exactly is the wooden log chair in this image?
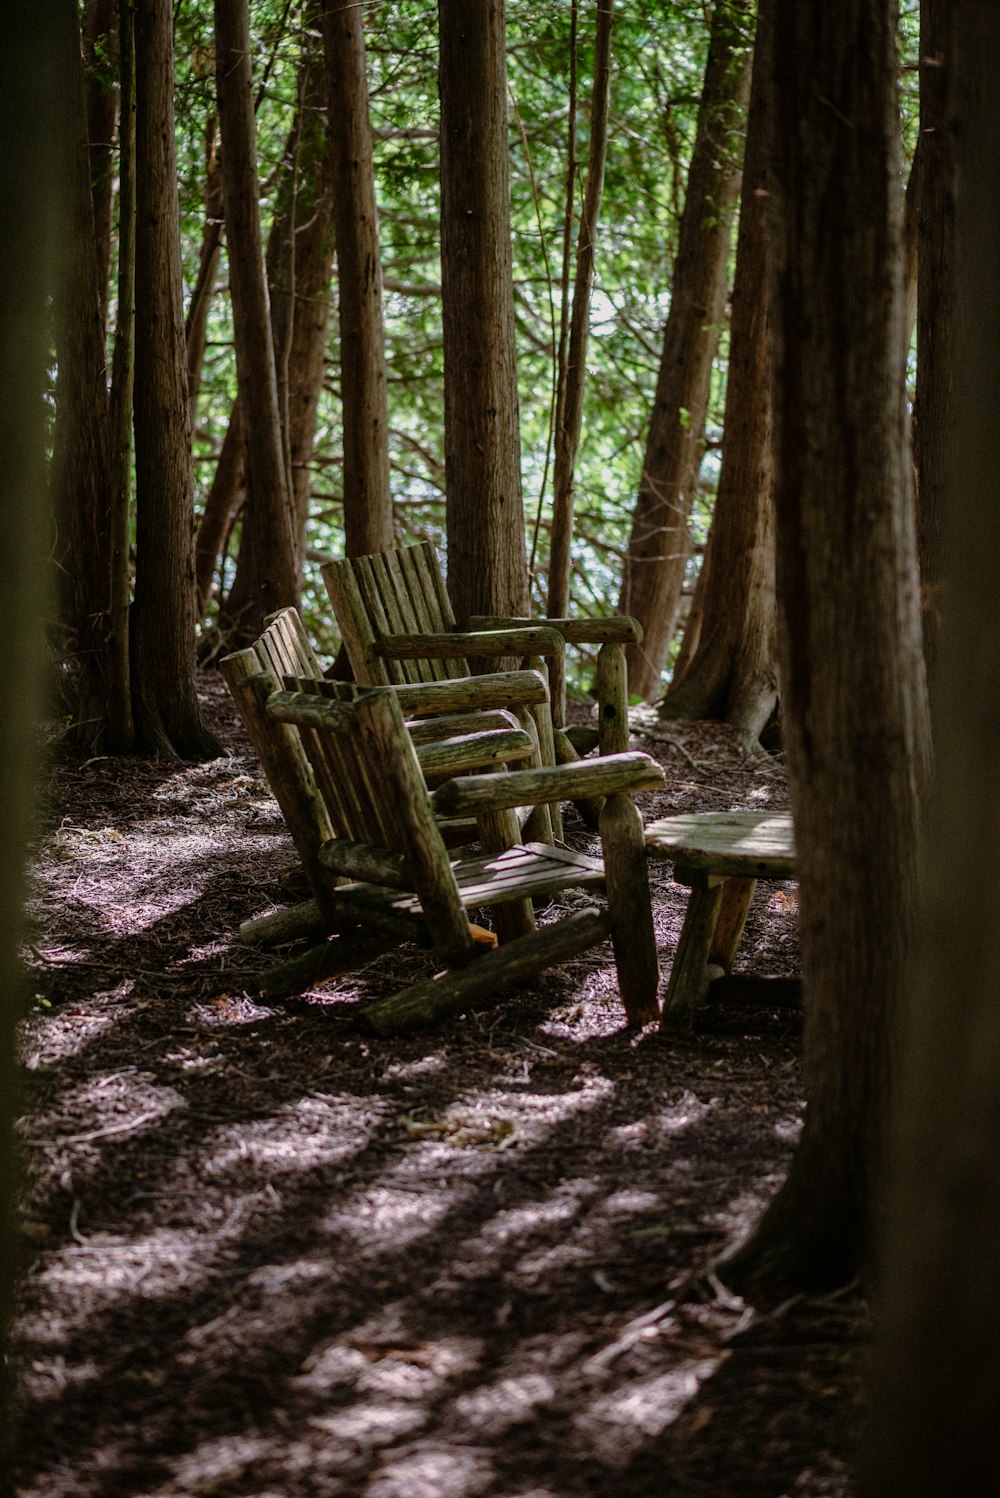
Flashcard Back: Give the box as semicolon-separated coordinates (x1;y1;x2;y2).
230;672;665;1035
322;542;644;837
220;607;553;948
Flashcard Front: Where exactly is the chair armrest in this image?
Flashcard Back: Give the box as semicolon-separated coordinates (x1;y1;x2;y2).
405;709;520;744
385;670;550;716
466;614;643;646
377;626;565;660
281;669;550;716
416;728;536;776
429;751;664;817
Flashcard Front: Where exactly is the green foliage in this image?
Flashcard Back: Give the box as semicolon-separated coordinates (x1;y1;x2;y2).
172;0;716;675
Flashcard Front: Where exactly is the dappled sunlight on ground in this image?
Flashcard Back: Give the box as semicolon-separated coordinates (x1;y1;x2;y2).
11;687;863;1497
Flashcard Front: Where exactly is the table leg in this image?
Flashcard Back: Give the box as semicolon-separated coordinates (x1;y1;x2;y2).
710;877;757;970
661;879;725;1031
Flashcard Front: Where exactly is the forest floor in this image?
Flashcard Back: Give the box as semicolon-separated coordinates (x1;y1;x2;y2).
10;676;866;1498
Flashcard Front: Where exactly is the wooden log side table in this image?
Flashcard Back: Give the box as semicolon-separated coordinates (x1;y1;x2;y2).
644;811;796;1029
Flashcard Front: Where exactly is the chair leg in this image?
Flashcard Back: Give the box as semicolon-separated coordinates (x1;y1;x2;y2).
600;792;660;1025
477;807;536;941
360;907;613;1036
524;653;562;841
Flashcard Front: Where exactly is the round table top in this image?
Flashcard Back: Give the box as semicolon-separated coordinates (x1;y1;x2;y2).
644;810;796;879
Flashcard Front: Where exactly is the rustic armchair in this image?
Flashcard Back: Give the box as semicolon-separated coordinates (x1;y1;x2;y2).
322;543;644;834
227;669;665;1034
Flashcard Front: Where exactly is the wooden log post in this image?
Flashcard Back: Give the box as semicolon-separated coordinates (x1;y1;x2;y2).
522;652;558;841
599;791;660;1025
708;875;757;969
355;690;476;965
596;641;630;755
477;803;537;942
660;874;727;1031
360;907;613;1036
239;898;328;947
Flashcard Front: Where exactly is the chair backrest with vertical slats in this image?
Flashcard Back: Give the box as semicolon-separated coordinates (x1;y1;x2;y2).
257;606;326;685
218;645;335;896
266;683;475;962
274;684;403;853
322;542;469;686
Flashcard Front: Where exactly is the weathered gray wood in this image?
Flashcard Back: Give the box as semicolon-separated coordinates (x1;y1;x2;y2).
239;898;328;947
646;813;797;1027
467;613;643;646
596;641;630;754
322;553;396;683
260;606;325;680
378;548;451;682
476;805;536;942
406;708;519;744
563;724;601;756
661;880;727;1031
709;875;757;969
282;669;549;717
430;751;665;817
266;689;359;732
452;841;604;905
521;653;558;842
392;671;549;716
415;727;536;776
377;626;565;660
323;544;575;833
356;689;476;964
256;929;394;1002
227;614;661;1038
645;810;796;879
360;908;614;1035
600;791;660;1025
317;837;409;887
220;658;335;897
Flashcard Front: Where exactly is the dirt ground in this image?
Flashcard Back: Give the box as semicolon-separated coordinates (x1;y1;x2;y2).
10;677;866;1498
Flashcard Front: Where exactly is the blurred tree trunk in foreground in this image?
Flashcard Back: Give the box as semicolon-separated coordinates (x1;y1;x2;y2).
864;7;1000;1493
0;0;64;1458
718;0;929;1301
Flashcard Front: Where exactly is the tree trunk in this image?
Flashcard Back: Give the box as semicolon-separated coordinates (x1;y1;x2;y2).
105;0;136;749
619;1;752;701
196;400;246;617
659;0;778;757
0;0;64;1446
323;0;394;557
185;109;225;433
547;0;614;723
439;0;529;622
717;0;930;1302
197;40;334;620
862;11;1000;1493
912;0;953;671
51;0;115;753
131;0;220;758
214;0;298;642
82;0;119;329
267;33;335;568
